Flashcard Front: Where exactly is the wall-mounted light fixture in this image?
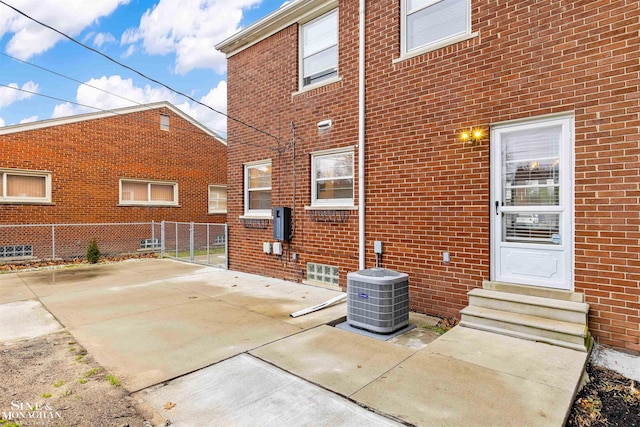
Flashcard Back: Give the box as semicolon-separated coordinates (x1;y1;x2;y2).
460;127;485;146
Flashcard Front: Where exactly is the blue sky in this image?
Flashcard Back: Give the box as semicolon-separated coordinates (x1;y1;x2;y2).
0;0;285;137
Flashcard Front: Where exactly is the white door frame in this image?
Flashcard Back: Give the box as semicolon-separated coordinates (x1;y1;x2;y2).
490;113;575;290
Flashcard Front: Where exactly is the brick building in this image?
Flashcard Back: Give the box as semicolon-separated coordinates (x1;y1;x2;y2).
0;102;227;225
216;0;639;352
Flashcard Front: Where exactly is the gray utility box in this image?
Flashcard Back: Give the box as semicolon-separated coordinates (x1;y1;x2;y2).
347;268;409;334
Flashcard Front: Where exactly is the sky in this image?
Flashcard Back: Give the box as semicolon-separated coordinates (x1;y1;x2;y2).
0;0;286;137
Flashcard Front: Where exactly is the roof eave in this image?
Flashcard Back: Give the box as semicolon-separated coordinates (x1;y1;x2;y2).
215;0;338;58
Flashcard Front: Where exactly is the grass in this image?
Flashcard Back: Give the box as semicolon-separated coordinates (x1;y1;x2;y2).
41;393;52;398
52;380;64;388
168;247;225;258
105;374;121;387
423;324;447;335
0;421;22;427
83;368;100;378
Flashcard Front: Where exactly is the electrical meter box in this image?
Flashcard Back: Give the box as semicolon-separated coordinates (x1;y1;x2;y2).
273;207;292;241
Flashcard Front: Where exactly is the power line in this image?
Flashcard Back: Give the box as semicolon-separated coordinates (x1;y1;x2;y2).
0;0;281;147
0;84;281;152
0;52;229;136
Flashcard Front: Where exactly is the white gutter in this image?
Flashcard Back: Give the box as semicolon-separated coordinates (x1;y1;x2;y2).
358;0;366;270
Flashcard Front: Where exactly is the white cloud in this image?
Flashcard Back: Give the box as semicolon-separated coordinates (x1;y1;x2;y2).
0;81;39;108
0;0;129;60
0;117;5;127
176;80;227;135
51;75;228;134
19;115;38;124
121;44;136;59
94;32;116;48
122;0;261;75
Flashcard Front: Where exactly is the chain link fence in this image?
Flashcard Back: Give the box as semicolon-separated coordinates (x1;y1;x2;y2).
0;221;227;268
161;221;227;268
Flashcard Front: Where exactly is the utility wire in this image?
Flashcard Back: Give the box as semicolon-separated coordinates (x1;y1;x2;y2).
0;52;229;136
1;84;278;151
0;0;281;146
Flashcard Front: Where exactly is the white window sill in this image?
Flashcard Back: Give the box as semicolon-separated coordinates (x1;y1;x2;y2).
394;32;479;64
117;204;181;208
239;214;273;220
305;205;357;211
0;200;54;205
0;200;55;206
293;76;342;97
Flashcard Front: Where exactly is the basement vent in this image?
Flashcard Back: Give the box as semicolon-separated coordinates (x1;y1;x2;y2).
140;238;161;249
0;245;33;258
307;262;339;286
347;268;409;334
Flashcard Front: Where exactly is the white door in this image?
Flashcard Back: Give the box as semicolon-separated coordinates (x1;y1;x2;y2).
491;115;574;290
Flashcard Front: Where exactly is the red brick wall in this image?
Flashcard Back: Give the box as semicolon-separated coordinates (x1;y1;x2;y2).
225;0;639;352
0;106;227;225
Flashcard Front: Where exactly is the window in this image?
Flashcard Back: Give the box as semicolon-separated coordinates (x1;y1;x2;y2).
160;114;170;131
312;149;354;206
119;179;178;206
208;185;227;213
307;262;339;286
401;0;471;55
301;9;338;88
244;161;271;216
0;245;33;259
1;169;51;203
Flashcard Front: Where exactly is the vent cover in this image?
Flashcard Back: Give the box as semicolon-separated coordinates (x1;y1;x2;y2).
347;268;409;334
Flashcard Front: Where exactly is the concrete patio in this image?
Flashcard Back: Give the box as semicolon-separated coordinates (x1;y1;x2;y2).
0;259;588;426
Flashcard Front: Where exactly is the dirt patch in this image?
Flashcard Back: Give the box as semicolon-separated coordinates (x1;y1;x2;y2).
0;332;163;427
567;363;640;427
0;254;157;273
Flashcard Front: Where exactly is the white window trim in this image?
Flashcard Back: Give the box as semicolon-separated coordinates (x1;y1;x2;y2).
243;159;272;218
311;147;354;208
398;0;475;61
0;169;52;204
299;9;339;90
208;184;227;214
160;114;170;131
119;178;179;206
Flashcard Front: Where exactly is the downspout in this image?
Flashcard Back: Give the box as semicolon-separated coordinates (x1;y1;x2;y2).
358;0;366;270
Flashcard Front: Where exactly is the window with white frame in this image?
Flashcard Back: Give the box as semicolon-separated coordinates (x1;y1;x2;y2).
0;169;51;203
311;148;353;206
244;161;271;216
301;9;338;88
401;0;471;55
119;179;178;206
208;185;227;213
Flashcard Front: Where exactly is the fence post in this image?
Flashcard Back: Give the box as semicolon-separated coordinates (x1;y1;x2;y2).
189;222;194;262
51;224;56;260
175;222;179;258
160;220;165;258
151;220;155;250
206;223;210;265
224;223;229;270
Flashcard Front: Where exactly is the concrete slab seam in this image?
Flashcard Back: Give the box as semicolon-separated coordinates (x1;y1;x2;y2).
244;353;413;427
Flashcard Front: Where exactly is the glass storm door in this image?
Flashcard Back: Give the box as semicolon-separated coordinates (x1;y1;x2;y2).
491;115;573;290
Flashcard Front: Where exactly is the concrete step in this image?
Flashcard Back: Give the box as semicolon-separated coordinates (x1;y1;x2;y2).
460;306;591;352
483;280;584;302
468;288;589;324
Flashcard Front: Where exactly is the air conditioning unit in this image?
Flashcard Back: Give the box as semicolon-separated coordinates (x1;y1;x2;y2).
347;268;409;334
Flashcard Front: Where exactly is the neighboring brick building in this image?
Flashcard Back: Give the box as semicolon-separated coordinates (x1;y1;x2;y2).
0;102;227;225
216;0;639;352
